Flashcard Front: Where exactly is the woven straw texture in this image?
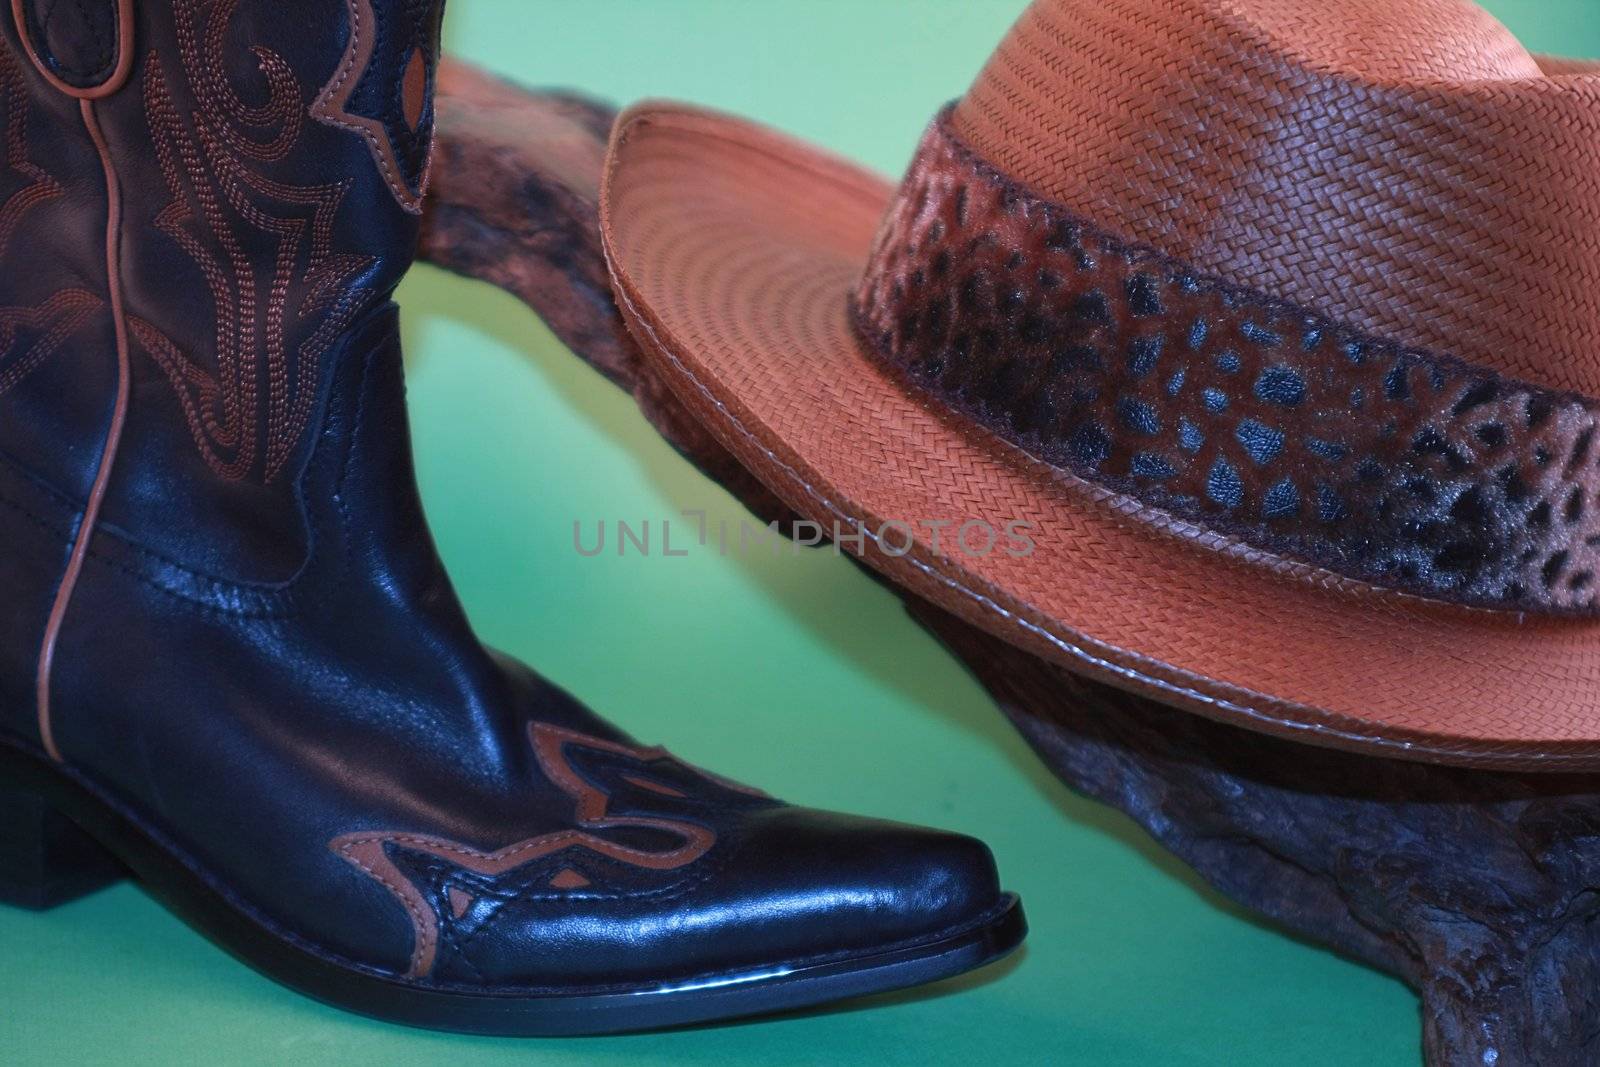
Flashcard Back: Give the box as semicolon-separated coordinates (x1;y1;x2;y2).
954;0;1600;392
599;0;1600;769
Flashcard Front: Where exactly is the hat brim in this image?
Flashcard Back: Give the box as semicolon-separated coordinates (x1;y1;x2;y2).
600;102;1600;771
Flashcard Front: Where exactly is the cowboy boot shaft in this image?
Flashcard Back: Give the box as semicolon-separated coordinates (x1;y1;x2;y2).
0;0;446;789
0;0;761;979
0;0;1023;1026
0;0;444;585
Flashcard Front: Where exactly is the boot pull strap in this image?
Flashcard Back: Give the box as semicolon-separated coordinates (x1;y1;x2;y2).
9;0;134;100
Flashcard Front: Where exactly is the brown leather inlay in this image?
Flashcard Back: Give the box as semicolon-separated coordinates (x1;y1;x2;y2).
401;48;427;132
311;0;435;214
332;724;764;979
446;886;473;919
853;111;1600;615
548;868;591;890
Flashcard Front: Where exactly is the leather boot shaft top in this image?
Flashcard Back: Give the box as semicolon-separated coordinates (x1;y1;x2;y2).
0;0;444;580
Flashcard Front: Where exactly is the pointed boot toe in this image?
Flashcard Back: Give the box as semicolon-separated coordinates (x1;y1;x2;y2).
422;799;1021;1003
0;668;1024;1034
694;806;1013;962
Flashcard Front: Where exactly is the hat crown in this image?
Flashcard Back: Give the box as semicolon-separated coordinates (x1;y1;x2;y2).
952;0;1600;395
1240;0;1538;82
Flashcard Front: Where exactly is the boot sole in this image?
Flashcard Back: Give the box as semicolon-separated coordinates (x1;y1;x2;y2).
0;732;1026;1035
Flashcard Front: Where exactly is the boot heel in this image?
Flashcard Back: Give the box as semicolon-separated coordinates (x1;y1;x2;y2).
0;781;124;909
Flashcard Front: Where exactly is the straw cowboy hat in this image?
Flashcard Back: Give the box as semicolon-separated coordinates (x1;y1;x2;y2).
599;0;1600;770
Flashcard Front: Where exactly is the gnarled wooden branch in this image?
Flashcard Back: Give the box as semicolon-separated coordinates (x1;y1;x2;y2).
424;62;799;532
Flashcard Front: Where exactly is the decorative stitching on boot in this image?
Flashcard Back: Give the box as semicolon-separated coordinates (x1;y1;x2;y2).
0;46;65;258
137;0;379;484
0;290;104;396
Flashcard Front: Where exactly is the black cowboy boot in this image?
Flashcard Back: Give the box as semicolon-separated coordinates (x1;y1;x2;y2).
0;0;1023;1034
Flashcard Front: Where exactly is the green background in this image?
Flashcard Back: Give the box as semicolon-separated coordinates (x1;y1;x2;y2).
8;2;1598;1064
